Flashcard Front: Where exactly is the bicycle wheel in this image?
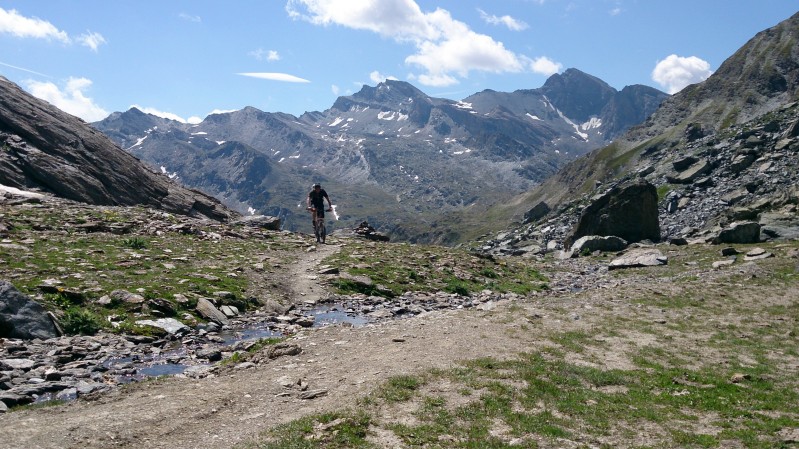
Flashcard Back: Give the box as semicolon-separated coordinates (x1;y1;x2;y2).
319;220;326;243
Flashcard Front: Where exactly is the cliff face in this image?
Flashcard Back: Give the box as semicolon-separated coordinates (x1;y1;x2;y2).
0;76;236;221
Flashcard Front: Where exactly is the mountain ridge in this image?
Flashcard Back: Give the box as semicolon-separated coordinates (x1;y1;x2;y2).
93;69;667;242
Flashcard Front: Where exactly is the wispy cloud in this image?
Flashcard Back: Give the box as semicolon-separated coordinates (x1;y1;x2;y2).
651;54;712;94
477;9;528;31
178;13;202;23
76;31;107;52
26;77;109;122
286;0;560;87
238;72;311;83
249;48;281;61
530;56;562;76
369;70;398;84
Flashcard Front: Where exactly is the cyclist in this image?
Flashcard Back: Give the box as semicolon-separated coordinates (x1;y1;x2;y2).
307;183;333;242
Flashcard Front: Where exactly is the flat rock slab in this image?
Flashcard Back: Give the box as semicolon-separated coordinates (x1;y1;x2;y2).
135;318;189;335
608;249;668;270
744;247;774;261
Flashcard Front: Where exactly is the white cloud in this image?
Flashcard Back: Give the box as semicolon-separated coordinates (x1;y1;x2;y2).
652;54;713;94
26;77;109;122
530;56;562;76
128;108;237;124
286;0;553;87
76;31;106;52
249;48;281;61
477;9;528;31
208;108;238;115
331;84;340;96
0;7;107;53
0;7;69;42
179;13;202;23
129;104;189;122
369;70;398;84
238;72;311;83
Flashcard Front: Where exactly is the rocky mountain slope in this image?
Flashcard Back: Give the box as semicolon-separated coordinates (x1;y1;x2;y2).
0;77;235;222
477;11;799;256
93;70;666;241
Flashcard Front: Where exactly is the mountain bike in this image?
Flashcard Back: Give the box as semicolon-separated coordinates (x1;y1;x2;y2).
308;207;332;243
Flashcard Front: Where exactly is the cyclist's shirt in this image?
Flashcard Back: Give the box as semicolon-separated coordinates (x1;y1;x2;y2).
308;189;329;210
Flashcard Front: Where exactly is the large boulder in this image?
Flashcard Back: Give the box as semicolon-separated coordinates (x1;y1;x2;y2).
565;179;660;249
713;221;762;244
0;281;60;339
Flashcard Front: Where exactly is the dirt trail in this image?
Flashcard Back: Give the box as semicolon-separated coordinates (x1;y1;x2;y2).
284;241;341;306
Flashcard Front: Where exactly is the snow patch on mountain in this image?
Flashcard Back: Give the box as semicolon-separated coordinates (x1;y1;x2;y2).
580;117;602;130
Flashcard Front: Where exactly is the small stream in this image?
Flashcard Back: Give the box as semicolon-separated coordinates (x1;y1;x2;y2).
117;303;369;381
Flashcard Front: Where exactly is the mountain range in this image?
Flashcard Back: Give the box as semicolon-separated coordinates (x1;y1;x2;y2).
92;69;667;242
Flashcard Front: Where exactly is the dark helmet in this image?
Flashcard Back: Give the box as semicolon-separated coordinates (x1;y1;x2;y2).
313;183;321;188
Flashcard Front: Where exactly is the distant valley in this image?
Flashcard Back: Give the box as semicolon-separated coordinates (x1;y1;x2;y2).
93;69;666;243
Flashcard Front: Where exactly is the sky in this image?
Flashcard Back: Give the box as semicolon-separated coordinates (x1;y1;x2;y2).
0;1;796;124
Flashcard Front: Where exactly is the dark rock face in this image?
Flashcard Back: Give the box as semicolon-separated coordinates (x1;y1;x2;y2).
0;76;236;222
565;180;660;248
0;281;60;340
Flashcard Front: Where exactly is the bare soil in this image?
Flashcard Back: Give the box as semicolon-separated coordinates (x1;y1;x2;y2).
1;241;797;449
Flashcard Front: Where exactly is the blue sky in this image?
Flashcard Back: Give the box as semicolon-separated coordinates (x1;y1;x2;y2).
0;1;796;123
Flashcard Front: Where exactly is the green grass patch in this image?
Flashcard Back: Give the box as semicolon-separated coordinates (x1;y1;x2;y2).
324;243;548;297
255;411;374;449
